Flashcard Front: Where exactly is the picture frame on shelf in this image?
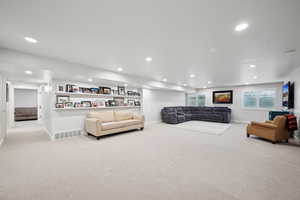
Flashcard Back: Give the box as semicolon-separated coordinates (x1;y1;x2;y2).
108;100;116;107
100;87;111;94
90;88;99;94
114;97;125;106
56;95;70;104
65;102;73;108
74;102;82;108
112;89;119;95
57;85;64;92
55;103;64;108
134;101;141;106
118;86;125;95
128;100;135;107
81;101;92;107
72;85;80;93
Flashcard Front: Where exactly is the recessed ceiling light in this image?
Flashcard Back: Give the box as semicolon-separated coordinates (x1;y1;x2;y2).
235;23;249;32
145;57;152;62
124;83;128;87
162;78;167;82
249;64;256;68
24;37;38;43
208;81;212;84
88;78;93;82
25;70;33;75
203;86;207;88
245;82;249;85
190;74;195;78
183;83;187;87
253;76;257;79
117;67;123;72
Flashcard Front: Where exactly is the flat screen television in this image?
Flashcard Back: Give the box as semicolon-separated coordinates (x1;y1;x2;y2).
282;81;294;109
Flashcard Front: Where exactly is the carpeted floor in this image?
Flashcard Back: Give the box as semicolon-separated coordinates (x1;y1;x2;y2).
168;121;231;135
1;123;300;200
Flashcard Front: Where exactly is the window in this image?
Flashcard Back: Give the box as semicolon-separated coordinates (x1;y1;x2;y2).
187;95;206;106
197;95;206;106
243;89;276;109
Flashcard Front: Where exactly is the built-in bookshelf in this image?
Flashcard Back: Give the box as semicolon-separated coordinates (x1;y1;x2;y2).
54;106;141;111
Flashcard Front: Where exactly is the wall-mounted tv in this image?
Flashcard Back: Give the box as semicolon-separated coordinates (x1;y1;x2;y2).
282;81;294;109
213;90;233;104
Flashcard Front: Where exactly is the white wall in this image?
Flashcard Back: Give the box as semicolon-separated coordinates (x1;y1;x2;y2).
0;74;7;145
14;89;37;107
142;89;186;124
193;82;283;123
283;67;300;137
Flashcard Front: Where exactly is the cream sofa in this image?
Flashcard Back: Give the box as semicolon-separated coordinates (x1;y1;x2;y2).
85;110;144;140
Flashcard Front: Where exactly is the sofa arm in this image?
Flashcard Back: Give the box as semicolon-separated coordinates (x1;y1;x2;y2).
85;118;102;134
251;121;277;129
133;114;145;122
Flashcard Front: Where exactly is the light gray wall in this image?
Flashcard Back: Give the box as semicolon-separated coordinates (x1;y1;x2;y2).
14;88;37;108
142;89;186;124
194;82;283;123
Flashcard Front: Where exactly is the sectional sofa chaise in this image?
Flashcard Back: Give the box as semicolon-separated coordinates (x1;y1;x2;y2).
161;106;231;124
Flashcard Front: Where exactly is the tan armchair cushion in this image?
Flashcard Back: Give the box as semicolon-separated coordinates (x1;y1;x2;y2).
114;110;133;121
87;111;115;123
251;121;277;129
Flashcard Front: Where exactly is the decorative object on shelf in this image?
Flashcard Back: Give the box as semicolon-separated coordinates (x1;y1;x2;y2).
72;85;80;93
99;87;111;94
81;101;92;107
112;89;119;95
90;88;99;94
128;100;135;106
118;86;125;95
66;84;75;92
114;97;125;106
108;100;116;107
57;95;70;104
57;85;64;92
65;102;73;108
134;101;141;106
55;103;64;108
127;91;140;96
74;102;82;108
212;90;233;104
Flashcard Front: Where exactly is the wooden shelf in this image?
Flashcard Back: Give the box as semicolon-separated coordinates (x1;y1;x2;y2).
55;92;141;99
54;106;141;111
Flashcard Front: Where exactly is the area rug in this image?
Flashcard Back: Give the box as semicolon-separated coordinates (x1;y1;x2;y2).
168;121;231;135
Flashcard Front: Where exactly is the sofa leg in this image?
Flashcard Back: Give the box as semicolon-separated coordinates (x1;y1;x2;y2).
286;139;289;143
272;141;276;144
96;136;101;140
140;127;144;131
247;133;250;138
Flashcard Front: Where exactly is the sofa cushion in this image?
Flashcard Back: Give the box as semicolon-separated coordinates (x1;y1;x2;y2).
101;119;141;131
114;110;133;121
87;111;115;123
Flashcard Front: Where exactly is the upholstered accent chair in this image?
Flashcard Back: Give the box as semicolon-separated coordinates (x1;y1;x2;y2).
247;115;289;144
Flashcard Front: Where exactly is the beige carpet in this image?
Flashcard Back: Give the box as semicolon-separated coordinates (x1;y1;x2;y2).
1;123;300;200
168;121;231;135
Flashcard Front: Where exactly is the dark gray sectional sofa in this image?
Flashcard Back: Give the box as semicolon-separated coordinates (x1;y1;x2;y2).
161;106;231;124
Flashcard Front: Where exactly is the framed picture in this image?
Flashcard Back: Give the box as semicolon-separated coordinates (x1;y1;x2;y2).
112;89;119;95
118;86;125;95
74;102;82;107
212;90;233;104
90;88;99;94
128;100;135;107
56;95;70;104
100;87;111;94
114;97;124;106
134;101;141;106
55;103;64;108
81;101;92;107
65;102;73;108
57;85;64;92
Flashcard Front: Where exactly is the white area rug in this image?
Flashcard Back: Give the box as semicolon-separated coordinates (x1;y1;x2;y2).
168;121;231;135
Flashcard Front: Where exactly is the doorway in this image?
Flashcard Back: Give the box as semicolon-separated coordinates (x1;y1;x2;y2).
14;88;38;123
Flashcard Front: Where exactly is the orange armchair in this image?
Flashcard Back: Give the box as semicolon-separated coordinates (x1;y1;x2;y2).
247;116;289;144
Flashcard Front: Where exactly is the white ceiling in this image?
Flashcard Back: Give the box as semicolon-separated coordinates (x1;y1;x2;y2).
0;0;299;88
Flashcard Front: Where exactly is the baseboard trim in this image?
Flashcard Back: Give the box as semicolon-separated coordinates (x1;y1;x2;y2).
232;120;249;124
